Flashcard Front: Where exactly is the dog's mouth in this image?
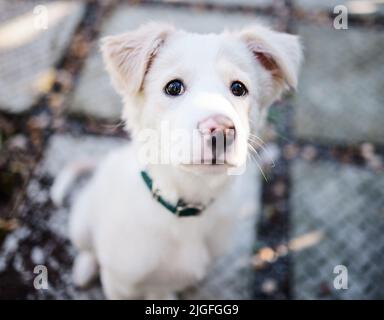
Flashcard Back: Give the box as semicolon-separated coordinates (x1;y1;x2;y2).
181;158;239;171
180;163;235;175
183;161;236;167
187;134;240;167
186;153;239;167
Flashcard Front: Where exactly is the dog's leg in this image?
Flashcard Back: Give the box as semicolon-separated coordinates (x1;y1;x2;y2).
206;215;234;258
69;192;99;288
144;292;178;300
73;251;98;288
51;160;96;206
100;269;138;300
68;187;94;251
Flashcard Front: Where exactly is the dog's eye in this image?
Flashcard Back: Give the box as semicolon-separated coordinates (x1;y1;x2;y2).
230;81;248;97
164;79;185;96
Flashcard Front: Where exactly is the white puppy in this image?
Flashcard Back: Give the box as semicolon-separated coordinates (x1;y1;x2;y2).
52;22;302;299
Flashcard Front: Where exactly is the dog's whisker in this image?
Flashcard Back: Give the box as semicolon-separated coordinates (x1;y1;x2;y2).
247;137;263;148
248;133;267;145
248;143;262;161
248;143;268;182
101;120;126;129
247;135;277;168
248;139;276;168
250;153;269;183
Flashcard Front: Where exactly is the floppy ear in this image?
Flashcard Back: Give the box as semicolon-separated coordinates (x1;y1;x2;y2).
100;22;175;96
239;25;303;104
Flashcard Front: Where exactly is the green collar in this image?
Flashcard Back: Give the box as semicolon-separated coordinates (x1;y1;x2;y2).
140;171;205;217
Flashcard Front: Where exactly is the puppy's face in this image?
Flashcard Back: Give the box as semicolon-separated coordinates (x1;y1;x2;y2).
101;23;302;174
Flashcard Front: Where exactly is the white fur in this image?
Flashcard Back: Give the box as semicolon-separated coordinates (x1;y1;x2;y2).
53;22;302;299
50;160;96;206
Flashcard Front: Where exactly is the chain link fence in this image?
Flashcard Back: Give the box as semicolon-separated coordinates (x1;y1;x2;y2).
287;0;384;299
0;0;384;299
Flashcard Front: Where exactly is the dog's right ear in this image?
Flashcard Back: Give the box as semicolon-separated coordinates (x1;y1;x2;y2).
100;23;175;96
238;25;302;107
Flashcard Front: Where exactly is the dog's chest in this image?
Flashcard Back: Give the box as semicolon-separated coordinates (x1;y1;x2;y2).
138;220;214;291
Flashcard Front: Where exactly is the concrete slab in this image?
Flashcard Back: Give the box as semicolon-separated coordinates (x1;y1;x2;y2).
0;0;85;113
294;0;384;15
293;23;384;144
294;0;349;11
151;0;271;7
290;160;384;299
40;134;125;177
70;4;275;119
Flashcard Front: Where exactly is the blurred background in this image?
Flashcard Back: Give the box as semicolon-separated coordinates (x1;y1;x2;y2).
0;0;383;299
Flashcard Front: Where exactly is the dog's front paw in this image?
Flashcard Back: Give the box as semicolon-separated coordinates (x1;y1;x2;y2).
73;251;98;288
145;292;178;300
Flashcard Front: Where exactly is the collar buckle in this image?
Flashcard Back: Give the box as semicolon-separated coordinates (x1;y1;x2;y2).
175;202;205;217
141;170;207;218
152;188;161;200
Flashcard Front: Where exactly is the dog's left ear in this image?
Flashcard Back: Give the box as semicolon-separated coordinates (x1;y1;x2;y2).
238;25;303;105
100;22;175;96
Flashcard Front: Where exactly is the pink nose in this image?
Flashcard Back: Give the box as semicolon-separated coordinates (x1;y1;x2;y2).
197;115;235;135
197;114;236;157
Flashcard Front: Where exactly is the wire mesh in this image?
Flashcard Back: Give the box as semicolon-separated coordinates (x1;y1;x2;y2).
0;0;383;300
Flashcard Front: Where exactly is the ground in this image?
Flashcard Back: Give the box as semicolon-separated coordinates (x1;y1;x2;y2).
0;0;384;299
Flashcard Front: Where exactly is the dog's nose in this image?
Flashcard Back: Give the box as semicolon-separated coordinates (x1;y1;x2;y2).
198;115;236;160
198;114;235;138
